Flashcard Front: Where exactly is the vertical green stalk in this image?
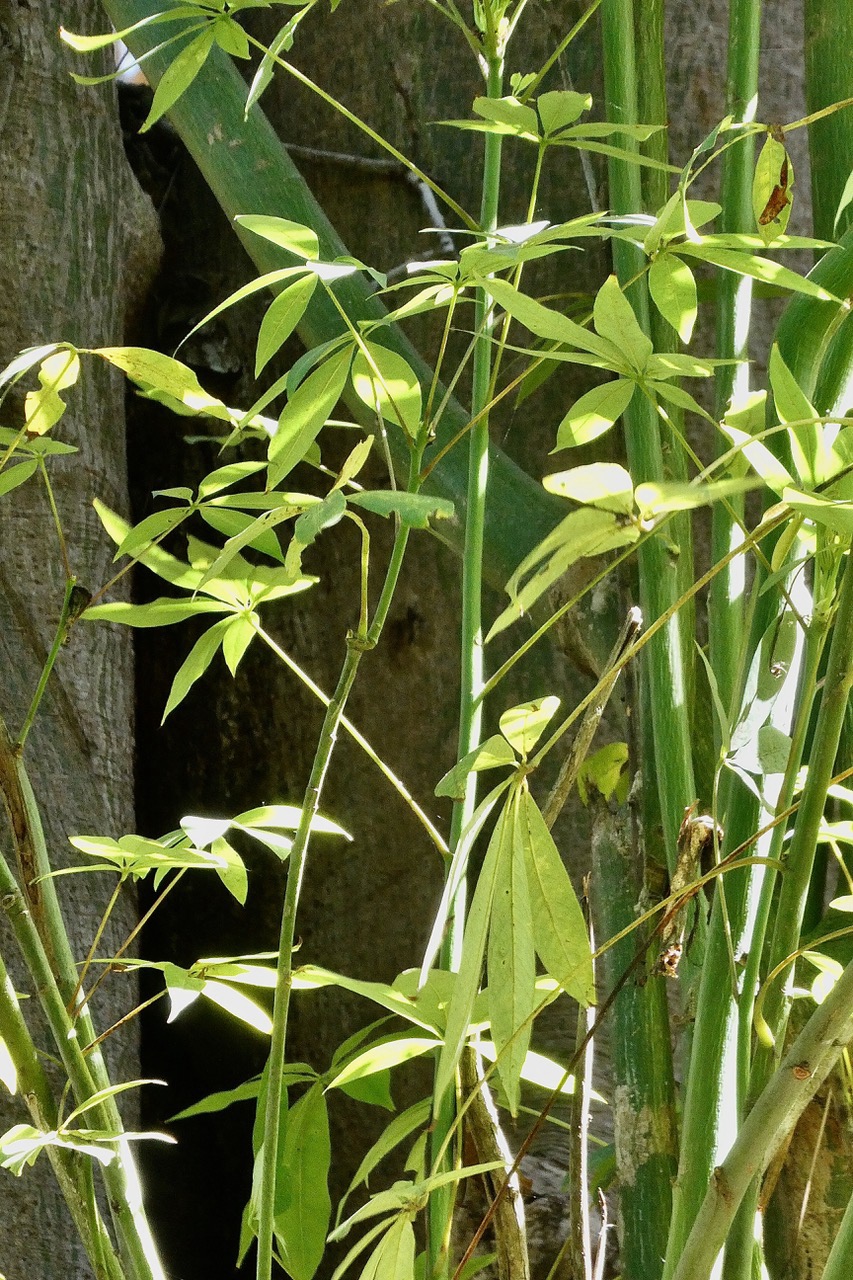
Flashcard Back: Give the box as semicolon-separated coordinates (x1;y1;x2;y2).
256;510;415;1280
0;943;125;1280
819;1185;853;1280
591;804;676;1280
711;0;761;718
0;717;165;1280
600;0;696;870
752;544;853;1092
428;36;505;1278
804;0;853;243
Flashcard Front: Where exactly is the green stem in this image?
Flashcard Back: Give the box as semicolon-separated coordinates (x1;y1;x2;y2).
819;1184;853;1280
256;639;366;1280
428;42;504;1280
710;0;761;720
752;543;853;1092
256;506;414;1280
17;576;78;750
600;0;696;872
0;716;164;1280
0;945;125;1280
591;804;676;1280
671;950;853;1280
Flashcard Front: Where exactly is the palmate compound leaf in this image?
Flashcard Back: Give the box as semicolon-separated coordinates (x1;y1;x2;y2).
337;1100;432;1225
273;1082;331;1280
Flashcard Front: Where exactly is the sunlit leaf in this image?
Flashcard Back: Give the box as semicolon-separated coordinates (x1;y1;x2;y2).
142;26;216;132
553;379;635;449
256;275;318;377
752;132;794;244
593;276;652;372
162;618;232;721
435;801;511;1104
543;463;634;514
328;1038;441;1091
237;215;320;261
499;698;560;759
352;344;422;439
648;254;698;342
268;346;353;489
434;736;517;801
536;89;591;136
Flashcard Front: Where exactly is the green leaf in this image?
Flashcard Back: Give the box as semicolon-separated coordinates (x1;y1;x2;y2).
142;27;216;132
234;804;350;840
256;275;318;377
328;1038;441;1091
834;166;853;235
222;613;258;676
634;477;757;519
536;90;591;136
210;835;248;906
488;791;534;1115
274;1083;331;1280
648;254;698;343
435;803;511;1104
479;276;622;363
489;508;638;639
348;492;454;528
553;378;635;449
434;736;517;802
83;598;229;627
351;344;422;439
752;133;793;243
420;781;514;979
292;967;437;1032
782;486;853;536
720;422;793;495
592;276;652;372
0;459;38;498
543;463;634;514
170;1076;263;1121
677;244;837;301
576;742;629;805
471;96;540;138
499;698;561;759
202;980;272;1034
237;215;320;261
338;1100;430;1223
213;14;249;59
366;1214;415;1280
268;346;353;488
96;346;220;410
768;344;826;487
162;618;232;721
519;789;594;1004
114;506;191;560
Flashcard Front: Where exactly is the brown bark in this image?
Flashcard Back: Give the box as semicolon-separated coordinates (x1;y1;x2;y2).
0;3;160;1276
